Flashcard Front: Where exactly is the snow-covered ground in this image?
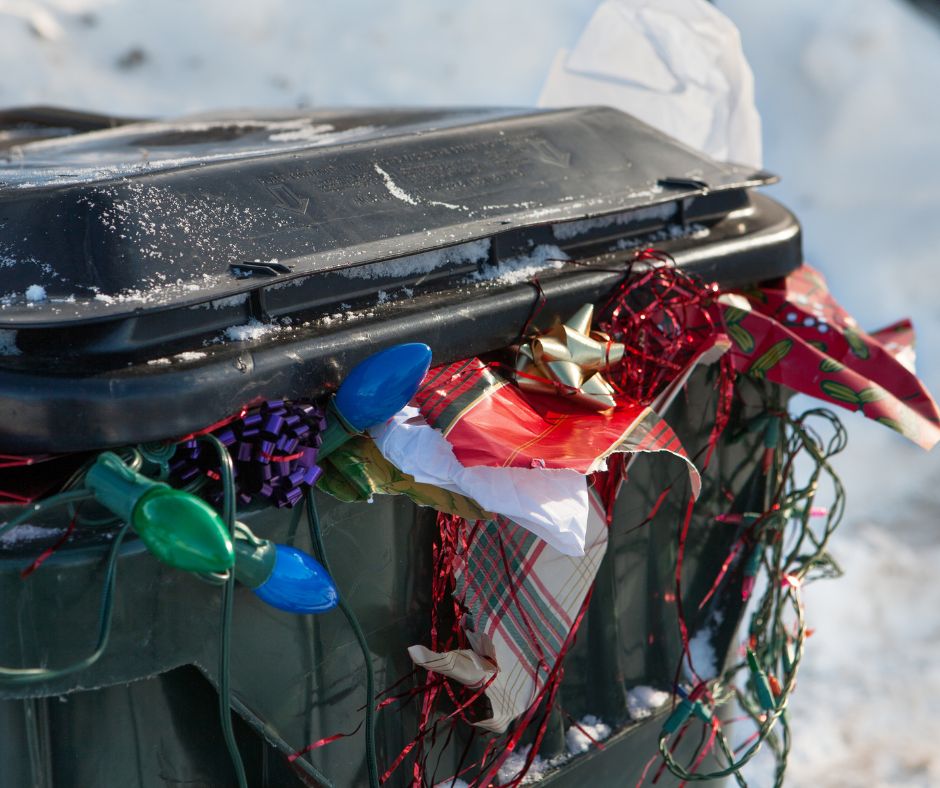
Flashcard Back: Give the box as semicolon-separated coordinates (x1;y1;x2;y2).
0;0;596;112
3;1;939;784
721;2;940;785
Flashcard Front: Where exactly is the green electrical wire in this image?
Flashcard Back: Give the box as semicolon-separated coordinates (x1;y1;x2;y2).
0;519;131;684
59;448;145;528
0;489;96;541
1;440;338;786
0;488;120;684
305;487;380;788
199;435;248;788
0;442;242;785
658;402;847;786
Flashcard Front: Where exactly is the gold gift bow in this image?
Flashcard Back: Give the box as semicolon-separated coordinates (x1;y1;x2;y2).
514;303;625;411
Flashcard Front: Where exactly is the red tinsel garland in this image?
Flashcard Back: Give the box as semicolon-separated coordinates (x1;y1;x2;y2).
388;252;736;787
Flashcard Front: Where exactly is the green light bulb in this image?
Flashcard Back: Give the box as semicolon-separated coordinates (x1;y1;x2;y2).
86;452;234;573
132;487;234;573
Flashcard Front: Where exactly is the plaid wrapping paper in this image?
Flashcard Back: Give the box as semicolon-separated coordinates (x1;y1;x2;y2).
404;327;731;734
408;489;609;733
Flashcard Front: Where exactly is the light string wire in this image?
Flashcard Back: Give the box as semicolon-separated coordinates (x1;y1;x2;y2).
198;434;248;788
0;509;130;684
657;399;847;786
0;482;126;684
304;486;381;788
0;439;246;785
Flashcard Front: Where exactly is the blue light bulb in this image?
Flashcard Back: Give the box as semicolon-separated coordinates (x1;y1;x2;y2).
252;545;339;614
335;343;432;430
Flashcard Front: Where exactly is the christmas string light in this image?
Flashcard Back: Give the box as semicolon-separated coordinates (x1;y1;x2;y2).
84;452;235;573
233;521;338;614
655;399;848;787
0;343;435;787
304;487;381;788
318;342;432;458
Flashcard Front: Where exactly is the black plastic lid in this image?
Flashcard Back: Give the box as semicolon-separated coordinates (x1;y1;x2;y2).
0;106;772;327
0;106;800;453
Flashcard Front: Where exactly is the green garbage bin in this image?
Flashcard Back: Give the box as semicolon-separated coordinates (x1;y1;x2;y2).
0;105;800;786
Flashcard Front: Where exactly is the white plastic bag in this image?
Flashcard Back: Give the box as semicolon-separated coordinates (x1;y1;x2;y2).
370;407;590;556
538;0;762;168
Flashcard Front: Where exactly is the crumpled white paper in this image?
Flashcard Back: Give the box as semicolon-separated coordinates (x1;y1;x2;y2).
538;0;762;168
370;406;589;556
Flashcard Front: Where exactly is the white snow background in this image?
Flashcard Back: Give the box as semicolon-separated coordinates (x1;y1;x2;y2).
3;1;940;785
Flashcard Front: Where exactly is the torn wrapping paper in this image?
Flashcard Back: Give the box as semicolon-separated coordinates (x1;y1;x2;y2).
538;0;762;168
374;321;722;555
409;490;609;733
371;407;589;556
414;358;701;488
868;319;916;373
722;265;940;449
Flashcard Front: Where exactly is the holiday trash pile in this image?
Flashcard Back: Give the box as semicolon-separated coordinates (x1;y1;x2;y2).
1;253;936;787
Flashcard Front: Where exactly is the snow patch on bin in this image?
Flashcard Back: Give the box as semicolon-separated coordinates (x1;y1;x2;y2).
494;715;612;784
338;238;491;280
470;244;568;286
552;201;679;241
626;685;671;721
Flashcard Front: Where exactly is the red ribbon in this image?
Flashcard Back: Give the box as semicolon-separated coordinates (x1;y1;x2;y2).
20;508;79;579
288;721;363;762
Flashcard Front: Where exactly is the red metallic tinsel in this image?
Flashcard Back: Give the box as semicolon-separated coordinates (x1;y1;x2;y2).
596;251;726;404
386;253;738;787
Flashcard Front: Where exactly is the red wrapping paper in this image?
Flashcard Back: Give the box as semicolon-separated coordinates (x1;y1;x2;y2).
722;264;940;450
414;359;699;495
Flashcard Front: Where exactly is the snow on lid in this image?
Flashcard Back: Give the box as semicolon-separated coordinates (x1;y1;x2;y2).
374;164;419;205
615;222;709;250
268;123;335;142
146;350;208;365
25;284;47;302
470;244;568;286
552;201;679;241
339;238;491;280
626;685;671;721
176;350;207;362
189;293;250;311
0;119;379;189
222;318;284;342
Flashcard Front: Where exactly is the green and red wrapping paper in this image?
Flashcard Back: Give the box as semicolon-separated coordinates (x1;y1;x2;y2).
721;264;940;450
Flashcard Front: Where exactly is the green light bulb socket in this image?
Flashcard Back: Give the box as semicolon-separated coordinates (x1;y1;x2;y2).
86;452;235;574
663;698;695;735
232;523;276;589
85;452;163;524
746;649;777;711
317;400;362;460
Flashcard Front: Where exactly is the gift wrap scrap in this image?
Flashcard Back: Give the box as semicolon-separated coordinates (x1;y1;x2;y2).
370;263;939;755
